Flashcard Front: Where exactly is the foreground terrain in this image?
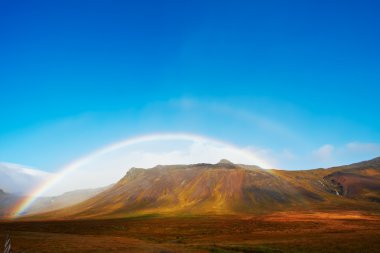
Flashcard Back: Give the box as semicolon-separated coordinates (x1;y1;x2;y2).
1;158;380;252
1;211;380;253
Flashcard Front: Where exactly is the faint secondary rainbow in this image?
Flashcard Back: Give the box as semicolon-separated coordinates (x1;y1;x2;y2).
11;133;271;218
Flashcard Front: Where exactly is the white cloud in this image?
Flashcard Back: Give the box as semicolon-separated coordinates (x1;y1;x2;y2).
345;142;380;153
313;144;335;161
308;142;380;168
0;162;52;194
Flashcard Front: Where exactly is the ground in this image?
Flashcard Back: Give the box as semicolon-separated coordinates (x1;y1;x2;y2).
1;211;380;253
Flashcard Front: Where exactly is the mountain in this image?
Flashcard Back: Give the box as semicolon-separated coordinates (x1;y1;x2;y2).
41;157;380;219
0;162;51;194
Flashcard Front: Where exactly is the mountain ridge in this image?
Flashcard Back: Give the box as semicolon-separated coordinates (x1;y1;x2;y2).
35;157;380;220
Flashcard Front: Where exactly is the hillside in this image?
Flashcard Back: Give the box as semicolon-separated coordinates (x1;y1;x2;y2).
0;189;18;217
40;158;380;219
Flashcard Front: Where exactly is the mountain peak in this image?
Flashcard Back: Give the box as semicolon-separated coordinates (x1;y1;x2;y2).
125;167;145;180
217;159;234;165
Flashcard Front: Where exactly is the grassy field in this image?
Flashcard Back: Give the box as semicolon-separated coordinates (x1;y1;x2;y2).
1;211;380;253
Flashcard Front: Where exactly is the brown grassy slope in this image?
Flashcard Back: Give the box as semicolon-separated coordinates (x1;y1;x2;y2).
36;158;380;219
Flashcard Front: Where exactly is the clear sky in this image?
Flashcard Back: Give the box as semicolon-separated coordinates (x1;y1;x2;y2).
1;0;380;172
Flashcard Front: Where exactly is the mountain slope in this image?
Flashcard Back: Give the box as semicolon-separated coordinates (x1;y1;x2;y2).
43;158;380;219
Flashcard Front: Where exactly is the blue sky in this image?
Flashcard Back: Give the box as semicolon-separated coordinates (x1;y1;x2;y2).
1;0;380;171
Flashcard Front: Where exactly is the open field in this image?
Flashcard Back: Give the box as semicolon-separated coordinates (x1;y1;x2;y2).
1;211;380;253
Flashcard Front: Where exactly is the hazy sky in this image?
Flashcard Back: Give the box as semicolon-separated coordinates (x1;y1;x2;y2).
1;0;380;172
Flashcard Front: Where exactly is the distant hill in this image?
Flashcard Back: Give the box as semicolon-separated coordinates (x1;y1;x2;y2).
0;189;18;217
0;186;109;218
26;186;110;215
40;158;380;219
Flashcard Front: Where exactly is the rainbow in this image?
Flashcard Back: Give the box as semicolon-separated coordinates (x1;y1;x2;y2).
11;133;270;218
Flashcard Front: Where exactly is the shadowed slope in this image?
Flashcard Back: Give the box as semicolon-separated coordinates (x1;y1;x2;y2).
323;157;380;202
0;189;18;217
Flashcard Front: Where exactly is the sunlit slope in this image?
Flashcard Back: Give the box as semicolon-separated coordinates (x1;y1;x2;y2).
41;158;380;219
